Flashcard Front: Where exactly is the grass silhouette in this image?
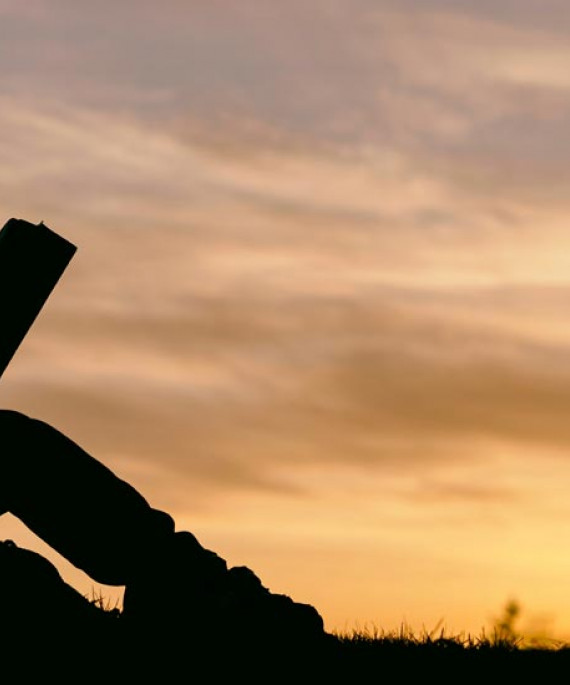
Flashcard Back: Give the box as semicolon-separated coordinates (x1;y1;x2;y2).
4;593;570;682
1;563;567;680
31;596;563;680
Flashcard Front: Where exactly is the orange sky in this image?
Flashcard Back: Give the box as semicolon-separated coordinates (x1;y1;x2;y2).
2;0;570;639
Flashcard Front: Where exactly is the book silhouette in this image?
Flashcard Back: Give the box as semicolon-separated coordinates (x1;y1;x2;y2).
0;218;76;379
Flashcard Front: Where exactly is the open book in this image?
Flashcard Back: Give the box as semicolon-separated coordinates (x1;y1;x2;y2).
0;218;77;379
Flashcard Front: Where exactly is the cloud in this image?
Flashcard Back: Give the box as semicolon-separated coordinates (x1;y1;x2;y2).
0;2;569;523
4;2;570;636
0;88;570;523
5;272;570;517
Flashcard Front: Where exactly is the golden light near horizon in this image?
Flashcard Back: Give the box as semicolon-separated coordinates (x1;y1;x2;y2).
1;0;570;640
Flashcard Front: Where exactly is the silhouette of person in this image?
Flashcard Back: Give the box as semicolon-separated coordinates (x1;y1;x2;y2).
0;409;325;646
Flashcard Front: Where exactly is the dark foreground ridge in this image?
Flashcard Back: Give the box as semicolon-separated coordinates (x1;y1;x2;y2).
0;538;335;678
2;537;570;683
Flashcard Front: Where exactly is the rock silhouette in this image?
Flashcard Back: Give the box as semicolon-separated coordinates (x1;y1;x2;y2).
0;409;325;655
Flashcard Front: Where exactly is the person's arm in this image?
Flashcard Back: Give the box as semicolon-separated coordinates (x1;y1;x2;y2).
0;410;175;586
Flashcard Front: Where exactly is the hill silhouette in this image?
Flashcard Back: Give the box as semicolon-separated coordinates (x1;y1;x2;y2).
2;537;570;683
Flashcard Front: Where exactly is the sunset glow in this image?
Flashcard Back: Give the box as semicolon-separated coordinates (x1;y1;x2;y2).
1;1;570;639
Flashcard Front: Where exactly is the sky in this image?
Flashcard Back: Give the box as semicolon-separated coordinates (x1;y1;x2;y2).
1;0;570;639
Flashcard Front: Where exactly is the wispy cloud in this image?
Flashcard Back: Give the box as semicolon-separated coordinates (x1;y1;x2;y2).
2;93;570;505
2;1;570;635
